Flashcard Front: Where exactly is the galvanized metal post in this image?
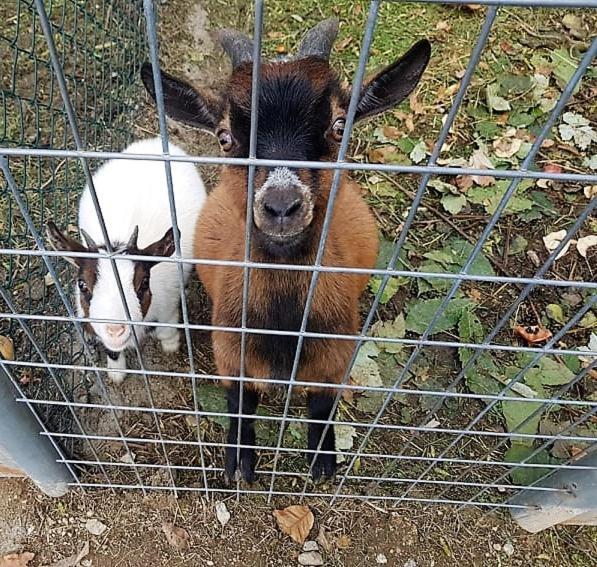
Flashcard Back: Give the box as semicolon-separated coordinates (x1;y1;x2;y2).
0;367;71;496
511;448;597;532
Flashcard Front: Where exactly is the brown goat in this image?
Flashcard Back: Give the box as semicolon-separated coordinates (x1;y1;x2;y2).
142;18;430;482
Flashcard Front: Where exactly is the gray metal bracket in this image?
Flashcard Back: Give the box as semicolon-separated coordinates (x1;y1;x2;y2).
511;448;597;533
0;367;71;497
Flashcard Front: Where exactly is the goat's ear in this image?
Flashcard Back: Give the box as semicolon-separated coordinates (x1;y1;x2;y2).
355;39;431;121
140;63;220;131
140;227;176;266
46;221;87;267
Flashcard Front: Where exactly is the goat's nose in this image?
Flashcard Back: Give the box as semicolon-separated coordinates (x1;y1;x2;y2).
106;324;126;338
263;197;303;219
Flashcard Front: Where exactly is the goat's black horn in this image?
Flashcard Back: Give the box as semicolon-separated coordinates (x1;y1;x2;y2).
218;29;254;68
295;18;339;61
127;225;139;250
79;228;97;250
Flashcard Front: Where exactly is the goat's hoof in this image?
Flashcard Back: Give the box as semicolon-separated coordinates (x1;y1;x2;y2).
225;449;256;485
310;454;336;483
160;334;180;353
107;370;126;384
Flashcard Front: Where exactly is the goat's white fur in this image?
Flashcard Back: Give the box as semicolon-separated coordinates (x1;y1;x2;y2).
76;137;206;382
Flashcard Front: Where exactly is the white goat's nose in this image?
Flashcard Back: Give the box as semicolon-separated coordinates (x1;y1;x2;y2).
106;324;126;338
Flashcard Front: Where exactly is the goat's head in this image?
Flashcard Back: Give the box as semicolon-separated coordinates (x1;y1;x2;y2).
46;221;175;352
141;19;430;256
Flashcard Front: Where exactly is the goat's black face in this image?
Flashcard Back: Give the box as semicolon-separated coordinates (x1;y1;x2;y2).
222;60;348;247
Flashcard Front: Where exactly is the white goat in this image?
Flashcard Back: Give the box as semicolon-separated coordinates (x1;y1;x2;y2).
47;137;206;383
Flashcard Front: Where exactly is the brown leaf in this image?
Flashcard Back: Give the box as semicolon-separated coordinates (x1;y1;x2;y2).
162;522;190;550
0;553;35;567
409;92;425;115
435;20;451;32
0;335;15;360
543;163;562;175
273;505;314;544
316;526;333;553
514;325;553;345
463;3;482;10
469;149;495;186
336;534;352;549
368;145;397;164
275;44;287;54
500;40;516;55
382;126;401;140
456;175;473;191
335;36;353;52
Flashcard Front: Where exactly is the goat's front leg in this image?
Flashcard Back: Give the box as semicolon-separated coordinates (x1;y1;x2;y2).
307;390;337;481
106;349;127;384
225;383;259;484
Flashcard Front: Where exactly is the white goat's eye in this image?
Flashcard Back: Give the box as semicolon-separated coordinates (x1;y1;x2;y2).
331;117;346;142
77;279;89;294
217;129;233;152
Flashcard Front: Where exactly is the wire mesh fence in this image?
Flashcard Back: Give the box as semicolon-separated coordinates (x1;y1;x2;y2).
1;0;596;515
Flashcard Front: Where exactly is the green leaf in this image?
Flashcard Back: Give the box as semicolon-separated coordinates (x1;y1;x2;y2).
507;235;528;256
197;384;229;428
550;49;581;94
508;112;535;128
526;357;575;386
418;260;451;293
441;194;467;215
502;398;543;447
546;303;566;324
498;74;533;96
580;311;597;329
459;309;485;343
357;391;385;413
447;238;495;276
486;82;511;112
428;179;458;194
505;445;555;485
370;313;405;354
562;354;581;374
467;180;534;215
406;298;473;335
476;121;501;139
368;276;405;304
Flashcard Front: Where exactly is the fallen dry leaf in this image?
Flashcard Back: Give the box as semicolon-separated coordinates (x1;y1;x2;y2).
543;229;575;260
273;505;314;544
316;527;333;553
368;145;397;164
44;272;55;287
455;175;473;191
336;534;352;549
469;149;495;186
536;163;563;188
45;542;89;567
409;92;425;115
382;125;401;140
0;335;15;360
275;44;287;54
493;136;522;158
584;185;597;199
463;3;482;10
215;501;230;527
435;20;451;32
162;522;190;550
514;325;553;345
335;36;353;52
0;553;35;567
576;235;597;258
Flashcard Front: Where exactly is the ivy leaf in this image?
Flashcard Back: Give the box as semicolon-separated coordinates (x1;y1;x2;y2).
370;313;405;354
441;194;467;215
502;398;543;447
505;445;555;485
406;298;473;335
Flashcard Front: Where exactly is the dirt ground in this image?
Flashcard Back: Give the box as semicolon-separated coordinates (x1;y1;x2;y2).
1;478;596;567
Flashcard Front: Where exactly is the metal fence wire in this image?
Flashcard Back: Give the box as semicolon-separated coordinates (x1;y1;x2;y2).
1;0;596;513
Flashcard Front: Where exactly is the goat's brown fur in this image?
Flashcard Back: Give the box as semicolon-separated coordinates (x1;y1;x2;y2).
194;167;379;393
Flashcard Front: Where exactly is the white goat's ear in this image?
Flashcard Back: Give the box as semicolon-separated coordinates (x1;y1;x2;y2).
141;63;220;132
46;221;87;267
355;39;431;121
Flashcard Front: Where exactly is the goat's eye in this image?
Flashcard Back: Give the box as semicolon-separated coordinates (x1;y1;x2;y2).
141;275;150;291
77;279;89;294
331;118;346;142
217;129;233;152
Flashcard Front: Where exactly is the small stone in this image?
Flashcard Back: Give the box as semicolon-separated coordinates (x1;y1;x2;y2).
404;560;417;567
85;518;108;536
493;543;502;552
215;501;230;527
298;551;324;566
376;553;388;564
303;541;319;552
503;542;514;557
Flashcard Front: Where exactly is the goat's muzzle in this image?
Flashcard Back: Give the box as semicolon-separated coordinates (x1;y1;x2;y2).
253;167;314;242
